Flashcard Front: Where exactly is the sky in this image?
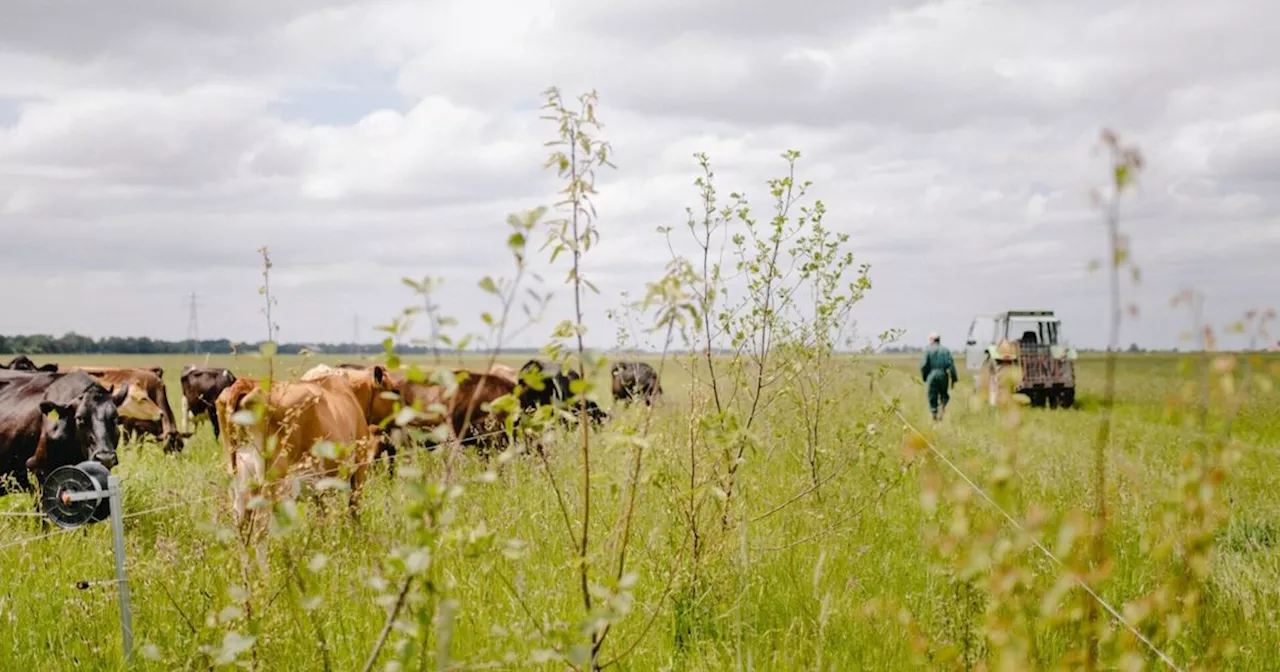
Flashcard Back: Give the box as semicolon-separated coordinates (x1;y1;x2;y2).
0;0;1276;352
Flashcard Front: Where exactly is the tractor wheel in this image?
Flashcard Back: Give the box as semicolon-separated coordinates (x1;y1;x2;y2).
1028;391;1047;408
1048;391;1060;409
1059;388;1075;409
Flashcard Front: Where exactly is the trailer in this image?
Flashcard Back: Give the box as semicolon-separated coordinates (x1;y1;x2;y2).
963;310;1077;408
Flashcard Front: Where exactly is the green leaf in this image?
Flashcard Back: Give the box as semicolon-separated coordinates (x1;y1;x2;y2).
394;407;420;427
213;632;256;666
404;549;431;574
479;276;500;295
315;477;350;492
217;606;243;623
1114;164;1130;187
307;553;329;573
311;441;339;460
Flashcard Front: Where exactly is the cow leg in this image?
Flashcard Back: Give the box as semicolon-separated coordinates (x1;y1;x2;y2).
309;482;331;521
347;460;370;528
373;429;397;478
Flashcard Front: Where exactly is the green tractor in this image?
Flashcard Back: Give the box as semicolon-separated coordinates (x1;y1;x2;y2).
964;310;1077;408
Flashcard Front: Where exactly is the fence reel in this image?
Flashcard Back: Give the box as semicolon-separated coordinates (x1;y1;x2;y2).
40;461;113;529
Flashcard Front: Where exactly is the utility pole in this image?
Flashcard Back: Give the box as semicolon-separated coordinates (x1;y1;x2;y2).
186;293;201;354
353;314;360;355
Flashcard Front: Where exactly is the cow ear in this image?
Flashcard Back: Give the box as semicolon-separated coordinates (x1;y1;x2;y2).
40;400;71;418
372;365;388;386
111;383;131;407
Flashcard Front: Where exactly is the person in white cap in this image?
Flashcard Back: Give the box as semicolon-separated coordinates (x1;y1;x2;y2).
920;332;958;420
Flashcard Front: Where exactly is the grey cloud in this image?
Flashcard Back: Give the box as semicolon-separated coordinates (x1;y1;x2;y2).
558;0;934;41
0;0;1277;351
0;86;277;187
0;0;356;61
393;0;1278;137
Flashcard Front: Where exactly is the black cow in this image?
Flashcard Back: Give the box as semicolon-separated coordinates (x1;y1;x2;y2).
1;355;57;372
611;361;663;405
516;359;608;425
180;365;238;439
0;369;127;494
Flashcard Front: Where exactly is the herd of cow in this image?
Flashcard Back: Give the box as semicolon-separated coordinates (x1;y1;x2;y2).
0;354;663;525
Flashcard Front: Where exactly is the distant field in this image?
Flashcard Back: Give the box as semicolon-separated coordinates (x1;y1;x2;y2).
2;351;1278;669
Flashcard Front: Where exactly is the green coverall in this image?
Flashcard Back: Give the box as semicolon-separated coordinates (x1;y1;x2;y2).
920;343;959;420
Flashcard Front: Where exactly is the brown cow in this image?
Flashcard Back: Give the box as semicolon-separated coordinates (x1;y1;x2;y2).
486;363;519;386
180;365;238;438
60;365;185;452
300;364;399;425
338;364;515;455
214;374;380;531
396;368;516;454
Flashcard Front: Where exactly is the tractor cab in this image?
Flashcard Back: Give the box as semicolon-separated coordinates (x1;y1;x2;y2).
965;310;1077;408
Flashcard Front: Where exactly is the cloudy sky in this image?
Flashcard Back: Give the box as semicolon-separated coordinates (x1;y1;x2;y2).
1;0;1276;352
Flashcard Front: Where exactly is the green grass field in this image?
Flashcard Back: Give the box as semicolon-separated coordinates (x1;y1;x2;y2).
2;351;1278;670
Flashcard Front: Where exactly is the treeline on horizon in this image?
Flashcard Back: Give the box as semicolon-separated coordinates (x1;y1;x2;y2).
0;332;1203;356
0;332;932;356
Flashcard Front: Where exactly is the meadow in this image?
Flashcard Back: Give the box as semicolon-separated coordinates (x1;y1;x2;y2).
1;98;1274;671
2;351;1278;670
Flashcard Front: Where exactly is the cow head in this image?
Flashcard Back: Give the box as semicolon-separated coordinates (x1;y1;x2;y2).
28;383;122;476
5;355;39;371
349;365;400;425
113;383;163;422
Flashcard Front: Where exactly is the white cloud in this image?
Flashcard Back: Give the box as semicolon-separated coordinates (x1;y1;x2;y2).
0;0;1276;350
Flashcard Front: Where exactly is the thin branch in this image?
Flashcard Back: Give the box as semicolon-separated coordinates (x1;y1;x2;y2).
362;576;415;672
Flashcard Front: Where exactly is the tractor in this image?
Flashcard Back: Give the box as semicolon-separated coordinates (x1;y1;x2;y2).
964;310;1077;408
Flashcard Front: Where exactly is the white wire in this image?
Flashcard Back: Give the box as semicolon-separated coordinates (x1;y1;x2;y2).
0;526;79;553
872;377;1183;671
0;420;543;560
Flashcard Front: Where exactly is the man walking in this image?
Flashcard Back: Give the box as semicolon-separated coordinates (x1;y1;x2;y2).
921;332;958;420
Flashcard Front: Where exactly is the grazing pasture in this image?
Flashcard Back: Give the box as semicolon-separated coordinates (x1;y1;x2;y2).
1;351;1277;670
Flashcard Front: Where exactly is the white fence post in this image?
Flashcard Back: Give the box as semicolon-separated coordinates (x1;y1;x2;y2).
108;474;134;664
